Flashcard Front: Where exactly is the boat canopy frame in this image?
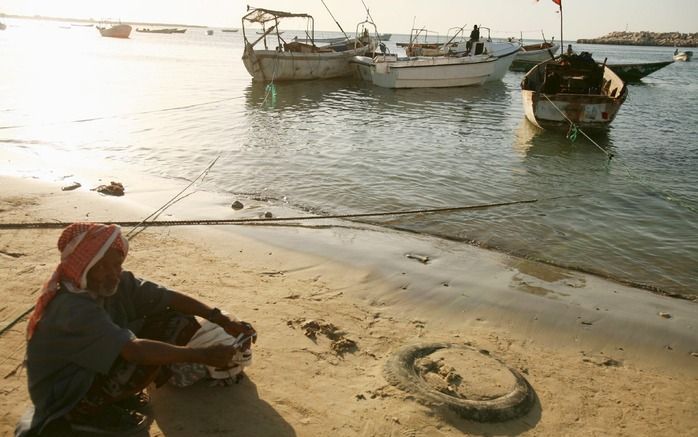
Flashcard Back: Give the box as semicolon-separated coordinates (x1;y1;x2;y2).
242;6;315;50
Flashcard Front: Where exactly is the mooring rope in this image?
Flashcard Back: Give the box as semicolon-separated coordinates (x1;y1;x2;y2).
261;50;281;106
125;155;220;239
0;97;237;131
0;195;583;231
0;194;577;338
540;94;697;214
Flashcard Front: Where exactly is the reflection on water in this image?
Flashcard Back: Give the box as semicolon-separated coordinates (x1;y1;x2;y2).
513;119;616;158
2;19;697;298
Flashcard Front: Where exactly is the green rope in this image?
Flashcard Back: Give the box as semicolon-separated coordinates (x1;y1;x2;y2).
566;124;579;142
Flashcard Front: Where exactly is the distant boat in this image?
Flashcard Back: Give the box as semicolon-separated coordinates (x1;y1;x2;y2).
510;41;559;71
97;24;132;39
207;29;214;35
378;33;391;41
221;29;239;33
608;60;674;82
673;50;693;62
521;52;627;130
136;27;186;34
71;23;94;27
512;58;675;81
0;22;6;31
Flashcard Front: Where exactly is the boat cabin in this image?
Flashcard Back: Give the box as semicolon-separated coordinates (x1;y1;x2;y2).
525;53;617;96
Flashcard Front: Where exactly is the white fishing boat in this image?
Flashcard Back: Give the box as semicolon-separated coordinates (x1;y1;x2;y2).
673;49;693;62
241;7;377;81
520;52;627;130
350;36;519;89
97;23;132;39
510;39;560;71
399;26;480;57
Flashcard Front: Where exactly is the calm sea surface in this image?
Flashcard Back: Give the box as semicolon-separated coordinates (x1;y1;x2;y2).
1;19;697;298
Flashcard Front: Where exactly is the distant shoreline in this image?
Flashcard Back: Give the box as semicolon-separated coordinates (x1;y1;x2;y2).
0;13;206;29
577;31;698;47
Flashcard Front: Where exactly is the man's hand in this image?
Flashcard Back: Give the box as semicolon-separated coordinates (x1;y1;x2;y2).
199;344;241;368
220;320;257;350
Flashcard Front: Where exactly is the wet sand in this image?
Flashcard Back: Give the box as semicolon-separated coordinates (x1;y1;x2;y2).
1;174;696;436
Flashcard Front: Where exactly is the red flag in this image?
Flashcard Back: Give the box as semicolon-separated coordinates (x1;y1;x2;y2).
552;0;561;5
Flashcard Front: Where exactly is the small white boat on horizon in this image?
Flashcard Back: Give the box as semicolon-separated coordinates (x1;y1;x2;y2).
673;49;693;62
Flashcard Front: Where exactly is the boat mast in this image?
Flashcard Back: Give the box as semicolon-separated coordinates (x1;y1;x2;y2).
557;0;563;54
321;0;349;40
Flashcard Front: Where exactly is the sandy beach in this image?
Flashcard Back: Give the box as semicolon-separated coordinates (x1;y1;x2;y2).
1;174;696;437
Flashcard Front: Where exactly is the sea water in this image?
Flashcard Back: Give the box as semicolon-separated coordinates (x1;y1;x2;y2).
1;19;696;298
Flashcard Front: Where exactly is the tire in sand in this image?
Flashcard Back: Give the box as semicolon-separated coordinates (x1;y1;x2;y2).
384;342;535;422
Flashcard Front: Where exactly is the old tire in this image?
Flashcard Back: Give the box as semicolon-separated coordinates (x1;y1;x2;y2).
384;342;535;422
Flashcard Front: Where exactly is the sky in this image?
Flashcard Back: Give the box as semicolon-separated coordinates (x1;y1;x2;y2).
2;0;696;40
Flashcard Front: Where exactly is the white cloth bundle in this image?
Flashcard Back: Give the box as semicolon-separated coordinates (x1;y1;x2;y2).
187;318;253;378
168;317;252;387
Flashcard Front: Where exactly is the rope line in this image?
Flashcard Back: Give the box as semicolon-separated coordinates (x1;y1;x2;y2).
125;155;220;239
0;97;238;131
540;94;697;214
0;196;580;231
261;50;281;106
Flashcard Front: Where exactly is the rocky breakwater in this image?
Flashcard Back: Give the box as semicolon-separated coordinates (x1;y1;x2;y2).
577;31;698;47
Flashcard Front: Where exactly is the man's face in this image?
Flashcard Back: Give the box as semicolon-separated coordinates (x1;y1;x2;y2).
86;248;124;297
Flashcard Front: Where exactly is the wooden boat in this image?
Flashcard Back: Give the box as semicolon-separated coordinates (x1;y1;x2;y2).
97;24;132;39
521;52;627;130
510;40;559;71
608;60;674;82
673;50;693;62
136;28;186;34
241;7;377;81
350;37;520;89
513;57;674;81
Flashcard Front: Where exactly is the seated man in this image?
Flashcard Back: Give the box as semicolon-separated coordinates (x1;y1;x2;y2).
16;223;257;436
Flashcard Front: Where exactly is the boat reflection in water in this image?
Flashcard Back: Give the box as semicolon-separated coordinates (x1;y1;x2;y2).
244;76;509;118
512;118;615;159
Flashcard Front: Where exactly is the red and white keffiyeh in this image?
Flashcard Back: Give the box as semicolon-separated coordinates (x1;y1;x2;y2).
26;223;128;340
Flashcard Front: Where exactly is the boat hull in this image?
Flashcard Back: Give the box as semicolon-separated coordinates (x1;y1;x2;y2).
673;51;693;62
242;44;373;81
608;60;674;81
98;24;132;39
521;57;627;130
371;56;495;88
356;45;518;89
522;90;626;129
510;43;559;71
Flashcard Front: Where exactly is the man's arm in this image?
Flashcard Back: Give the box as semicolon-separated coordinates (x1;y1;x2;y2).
167;290;257;343
120;338;238;368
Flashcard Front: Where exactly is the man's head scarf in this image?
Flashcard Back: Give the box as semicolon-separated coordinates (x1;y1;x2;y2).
26;223;128;340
